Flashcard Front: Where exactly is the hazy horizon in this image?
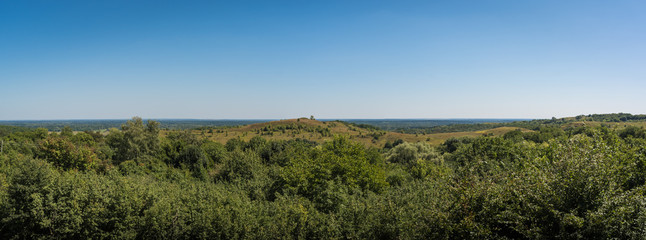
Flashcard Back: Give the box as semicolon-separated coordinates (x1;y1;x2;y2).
2;1;645;120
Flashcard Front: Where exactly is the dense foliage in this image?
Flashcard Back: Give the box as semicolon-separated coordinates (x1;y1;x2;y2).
1;116;646;239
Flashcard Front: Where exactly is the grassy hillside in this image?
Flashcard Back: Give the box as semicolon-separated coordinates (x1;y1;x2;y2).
180;118;527;147
179;113;646;147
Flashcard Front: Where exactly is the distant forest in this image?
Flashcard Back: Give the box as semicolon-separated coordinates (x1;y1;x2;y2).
0;119;272;131
0;118;524;132
337;119;525;131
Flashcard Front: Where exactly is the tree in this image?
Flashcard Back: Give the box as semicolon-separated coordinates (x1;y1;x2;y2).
106;117;161;163
39;136;96;170
162;130;203;167
60;126;73;138
385;142;440;165
34;128;49;139
619;126;646;139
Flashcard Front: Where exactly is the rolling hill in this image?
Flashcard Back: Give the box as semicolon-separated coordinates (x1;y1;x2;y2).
182;118;528;147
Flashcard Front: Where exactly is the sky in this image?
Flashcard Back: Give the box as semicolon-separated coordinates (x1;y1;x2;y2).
1;0;645;120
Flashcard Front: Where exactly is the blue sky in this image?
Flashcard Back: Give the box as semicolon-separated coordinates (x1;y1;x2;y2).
1;0;645;120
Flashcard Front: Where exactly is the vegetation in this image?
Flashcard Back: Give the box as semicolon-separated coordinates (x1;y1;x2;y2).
344;119;523;131
190;118;521;148
1;115;646;238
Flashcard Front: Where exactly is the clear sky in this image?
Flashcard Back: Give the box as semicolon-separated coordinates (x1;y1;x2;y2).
1;0;645;120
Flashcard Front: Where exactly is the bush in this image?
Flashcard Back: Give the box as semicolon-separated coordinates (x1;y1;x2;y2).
385;142;440;165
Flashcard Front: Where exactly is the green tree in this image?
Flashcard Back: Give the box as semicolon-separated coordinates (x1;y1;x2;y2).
385;142;440;165
60;126;73;138
106;117;161;163
39;136;96;170
619;126;646;139
33;128;49;139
